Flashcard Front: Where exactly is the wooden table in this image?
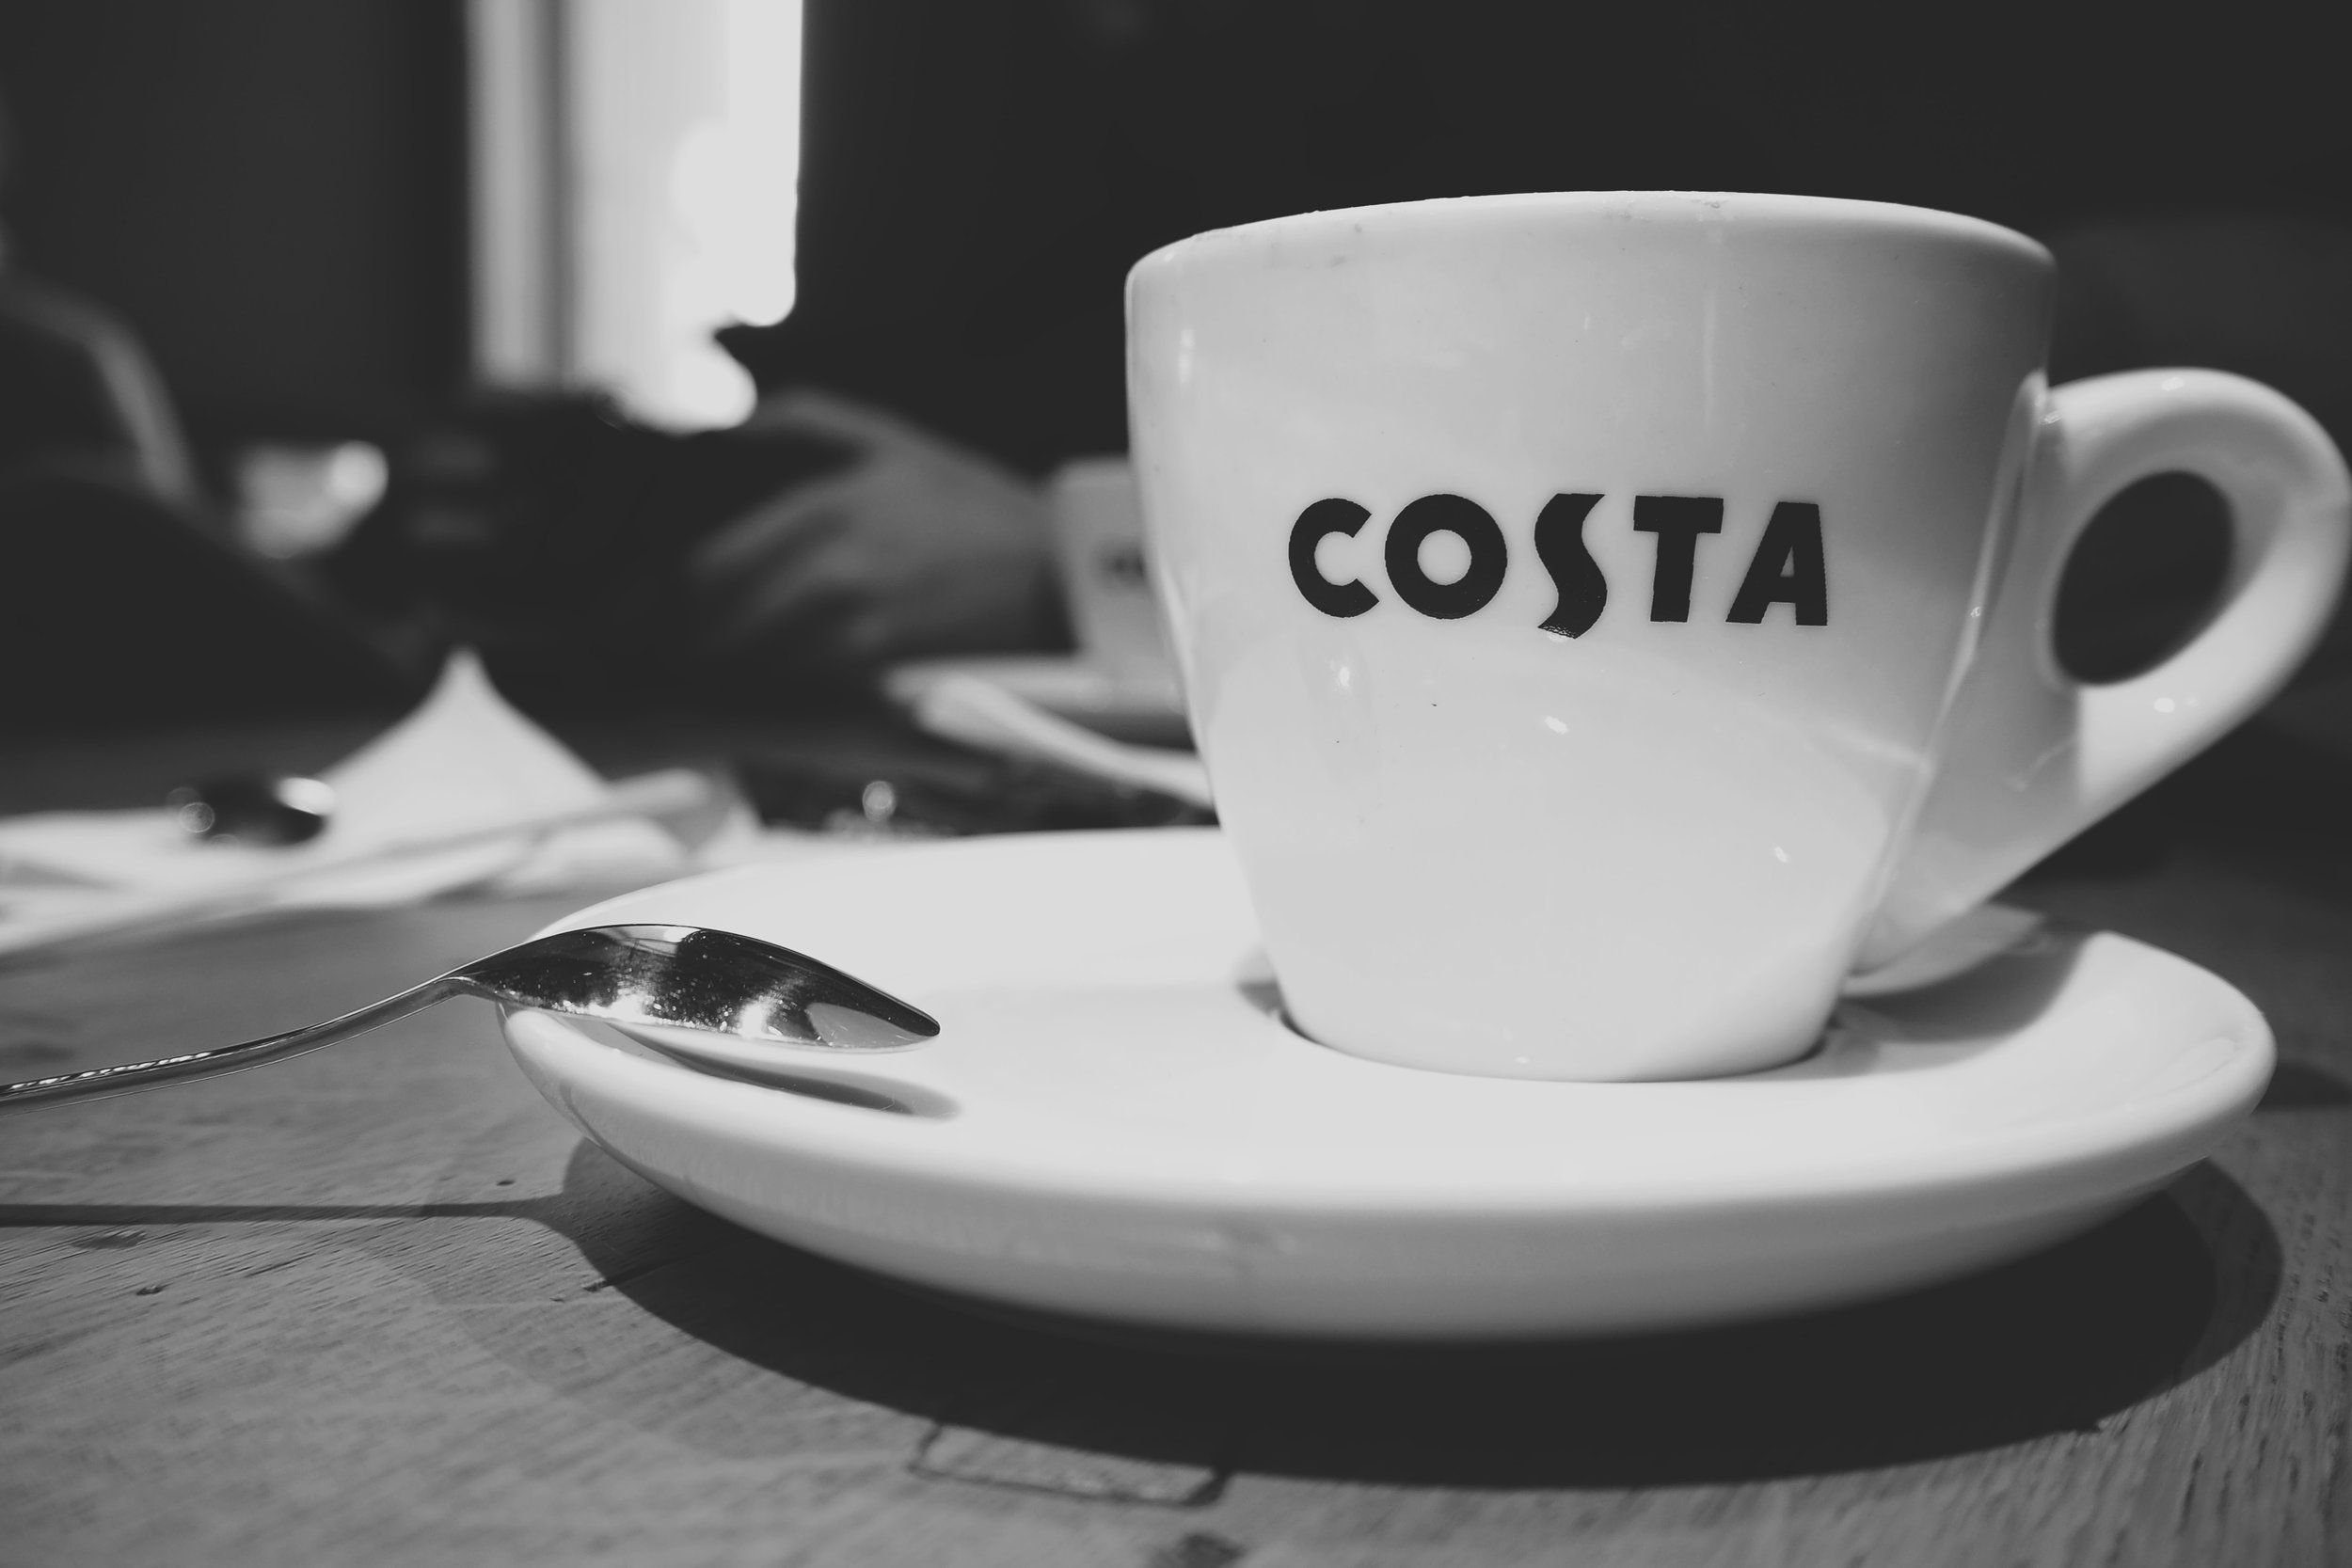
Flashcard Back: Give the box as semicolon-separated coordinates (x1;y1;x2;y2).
3;713;2347;1567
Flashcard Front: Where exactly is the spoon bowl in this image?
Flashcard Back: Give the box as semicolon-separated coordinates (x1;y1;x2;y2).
0;924;939;1111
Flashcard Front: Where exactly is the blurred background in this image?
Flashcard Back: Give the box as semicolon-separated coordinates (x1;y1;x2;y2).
2;0;2347;728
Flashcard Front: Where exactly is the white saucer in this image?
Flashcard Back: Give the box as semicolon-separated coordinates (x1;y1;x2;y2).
882;654;1189;744
501;830;2271;1339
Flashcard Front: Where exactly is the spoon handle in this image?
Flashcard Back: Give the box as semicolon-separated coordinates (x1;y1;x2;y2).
0;975;464;1112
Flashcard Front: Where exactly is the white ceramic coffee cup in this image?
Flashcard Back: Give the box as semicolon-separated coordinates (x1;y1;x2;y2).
1126;191;2350;1082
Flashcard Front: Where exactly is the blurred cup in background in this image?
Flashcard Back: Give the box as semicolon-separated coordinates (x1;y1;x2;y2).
1047;456;1177;696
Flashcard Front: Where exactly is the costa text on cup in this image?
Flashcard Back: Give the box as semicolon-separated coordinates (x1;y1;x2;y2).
1288;492;1829;635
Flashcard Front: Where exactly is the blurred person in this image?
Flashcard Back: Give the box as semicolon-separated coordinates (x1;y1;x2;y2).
7;1;2349;721
0;96;195;503
0;91;417;724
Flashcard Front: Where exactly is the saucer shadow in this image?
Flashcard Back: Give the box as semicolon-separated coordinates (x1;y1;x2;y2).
3;1141;2280;1489
533;1139;2278;1489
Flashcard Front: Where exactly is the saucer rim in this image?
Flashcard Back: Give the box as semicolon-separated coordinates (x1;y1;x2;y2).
506;832;2271;1213
497;830;2271;1336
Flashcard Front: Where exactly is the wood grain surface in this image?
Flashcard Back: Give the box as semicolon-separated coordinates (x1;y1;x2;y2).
1;720;2346;1567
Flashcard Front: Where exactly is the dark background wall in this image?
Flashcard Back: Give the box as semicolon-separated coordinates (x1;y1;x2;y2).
738;0;2352;470
3;0;2347;481
0;0;466;473
0;0;2345;714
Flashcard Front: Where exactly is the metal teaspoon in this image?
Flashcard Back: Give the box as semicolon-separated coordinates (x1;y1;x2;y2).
0;924;939;1112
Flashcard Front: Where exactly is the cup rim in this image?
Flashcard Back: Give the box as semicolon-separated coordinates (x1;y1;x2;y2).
1129;189;2053;283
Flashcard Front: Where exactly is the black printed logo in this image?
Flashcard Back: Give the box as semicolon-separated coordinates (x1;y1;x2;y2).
1384;494;1508;619
1532;492;1607;638
1288;492;1828;633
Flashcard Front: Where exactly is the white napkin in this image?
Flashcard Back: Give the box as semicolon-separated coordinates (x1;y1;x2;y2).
0;652;698;950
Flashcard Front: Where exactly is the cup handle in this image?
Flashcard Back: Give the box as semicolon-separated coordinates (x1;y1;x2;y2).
1858;368;2352;970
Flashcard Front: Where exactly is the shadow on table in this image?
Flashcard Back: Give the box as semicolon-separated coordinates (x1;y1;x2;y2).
0;1135;2284;1491
528;1139;2279;1490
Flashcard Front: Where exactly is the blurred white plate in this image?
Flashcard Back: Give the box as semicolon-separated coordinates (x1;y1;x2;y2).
883;655;1188;746
501;830;2270;1340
